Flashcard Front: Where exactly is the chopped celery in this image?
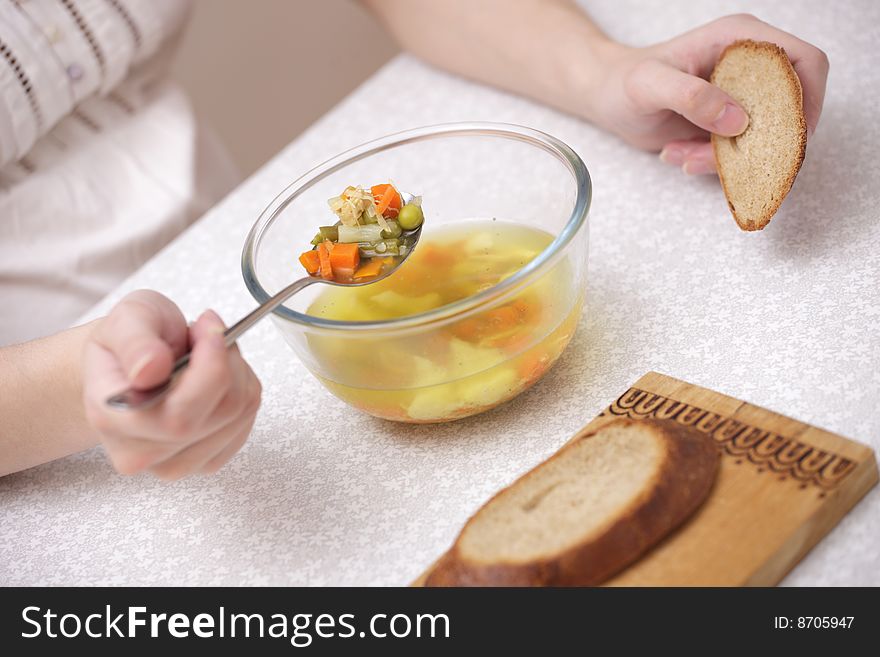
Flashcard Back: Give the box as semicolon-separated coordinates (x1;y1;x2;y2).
318;225;339;241
361;211;378;225
360;239;400;257
310;225;339;245
381;221;402;239
338;224;384;243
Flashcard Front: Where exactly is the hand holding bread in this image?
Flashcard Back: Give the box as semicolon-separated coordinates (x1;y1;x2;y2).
588;13;827;178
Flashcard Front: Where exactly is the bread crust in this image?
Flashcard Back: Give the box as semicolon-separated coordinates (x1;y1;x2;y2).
711;39;808;231
425;418;719;586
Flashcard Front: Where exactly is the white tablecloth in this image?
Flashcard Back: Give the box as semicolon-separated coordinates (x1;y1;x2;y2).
2;1;878;586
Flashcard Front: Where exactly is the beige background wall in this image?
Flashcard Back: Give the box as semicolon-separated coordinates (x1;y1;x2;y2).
171;0;398;177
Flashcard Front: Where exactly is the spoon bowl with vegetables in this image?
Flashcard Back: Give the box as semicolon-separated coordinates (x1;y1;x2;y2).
298;184;423;284
106;182;424;410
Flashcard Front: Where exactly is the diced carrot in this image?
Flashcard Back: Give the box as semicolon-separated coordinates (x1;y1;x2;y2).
353;258;384;279
299;249;320;275
371;183;402;218
329;242;360;271
485;306;519;330
512;299;530;317
376;188;397;216
489;332;533;353
420;331;452;358
420;244;455;267
449;317;484;341
512;298;541;324
317;242;333;280
370;184;390;198
450;300;531;344
518;351;549;385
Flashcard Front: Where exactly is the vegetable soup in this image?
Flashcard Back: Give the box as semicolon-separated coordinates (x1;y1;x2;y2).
305;220;582;422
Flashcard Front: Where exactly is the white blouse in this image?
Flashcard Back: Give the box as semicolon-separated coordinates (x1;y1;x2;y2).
0;0;239;345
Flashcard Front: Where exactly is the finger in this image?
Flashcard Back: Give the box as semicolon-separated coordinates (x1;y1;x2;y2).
202;341;260;431
659;138;709;166
149;410;256;481
678;15;829;135
99;352;253;472
82;338;177;457
159;336;256;454
157;309;234;440
100;433;176;475
789;52;828;136
731;18;829;135
91;290;188;390
86;347;250;448
681;143;717;175
628;59;749;136
86;309;240;444
161;356;261;478
97;369;251;472
201;371;261;474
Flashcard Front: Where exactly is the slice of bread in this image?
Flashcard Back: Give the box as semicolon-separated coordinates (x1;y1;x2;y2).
425;418;718;586
711;40;807;231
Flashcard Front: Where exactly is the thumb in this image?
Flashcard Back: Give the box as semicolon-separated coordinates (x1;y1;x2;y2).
93;290;188;390
629;59;750;136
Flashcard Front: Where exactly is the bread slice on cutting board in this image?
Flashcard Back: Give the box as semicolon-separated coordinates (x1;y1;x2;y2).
425;418;719;586
711;40;808;231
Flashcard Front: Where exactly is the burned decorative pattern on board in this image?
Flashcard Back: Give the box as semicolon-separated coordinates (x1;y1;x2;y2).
603;388;856;491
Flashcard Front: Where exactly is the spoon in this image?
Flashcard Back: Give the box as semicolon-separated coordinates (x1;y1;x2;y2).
106;192;422;410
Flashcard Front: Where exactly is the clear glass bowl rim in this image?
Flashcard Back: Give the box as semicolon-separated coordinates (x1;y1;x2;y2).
241;121;591;333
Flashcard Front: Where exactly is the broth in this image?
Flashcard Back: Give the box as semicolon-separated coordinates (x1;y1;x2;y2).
305;220;582;422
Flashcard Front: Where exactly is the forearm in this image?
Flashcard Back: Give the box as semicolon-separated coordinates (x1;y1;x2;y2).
0;322;99;476
362;0;618;123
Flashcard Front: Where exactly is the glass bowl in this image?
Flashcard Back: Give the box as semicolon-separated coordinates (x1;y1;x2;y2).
242;122;591;423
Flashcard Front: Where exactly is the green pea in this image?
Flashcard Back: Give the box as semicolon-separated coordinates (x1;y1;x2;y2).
397;203;424;231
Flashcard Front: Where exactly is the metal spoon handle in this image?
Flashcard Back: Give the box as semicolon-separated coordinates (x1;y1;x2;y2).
224;276;316;345
105;276;317;410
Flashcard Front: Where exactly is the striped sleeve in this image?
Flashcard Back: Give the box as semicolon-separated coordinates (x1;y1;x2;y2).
0;0;190;166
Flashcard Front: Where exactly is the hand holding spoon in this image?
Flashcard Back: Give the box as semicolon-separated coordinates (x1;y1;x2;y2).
106;192;422;410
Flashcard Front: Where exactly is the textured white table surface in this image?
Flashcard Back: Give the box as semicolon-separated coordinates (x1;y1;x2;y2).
2;1;878;586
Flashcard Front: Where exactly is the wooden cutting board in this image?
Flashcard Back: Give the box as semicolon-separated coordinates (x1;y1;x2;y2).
413;372;878;586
